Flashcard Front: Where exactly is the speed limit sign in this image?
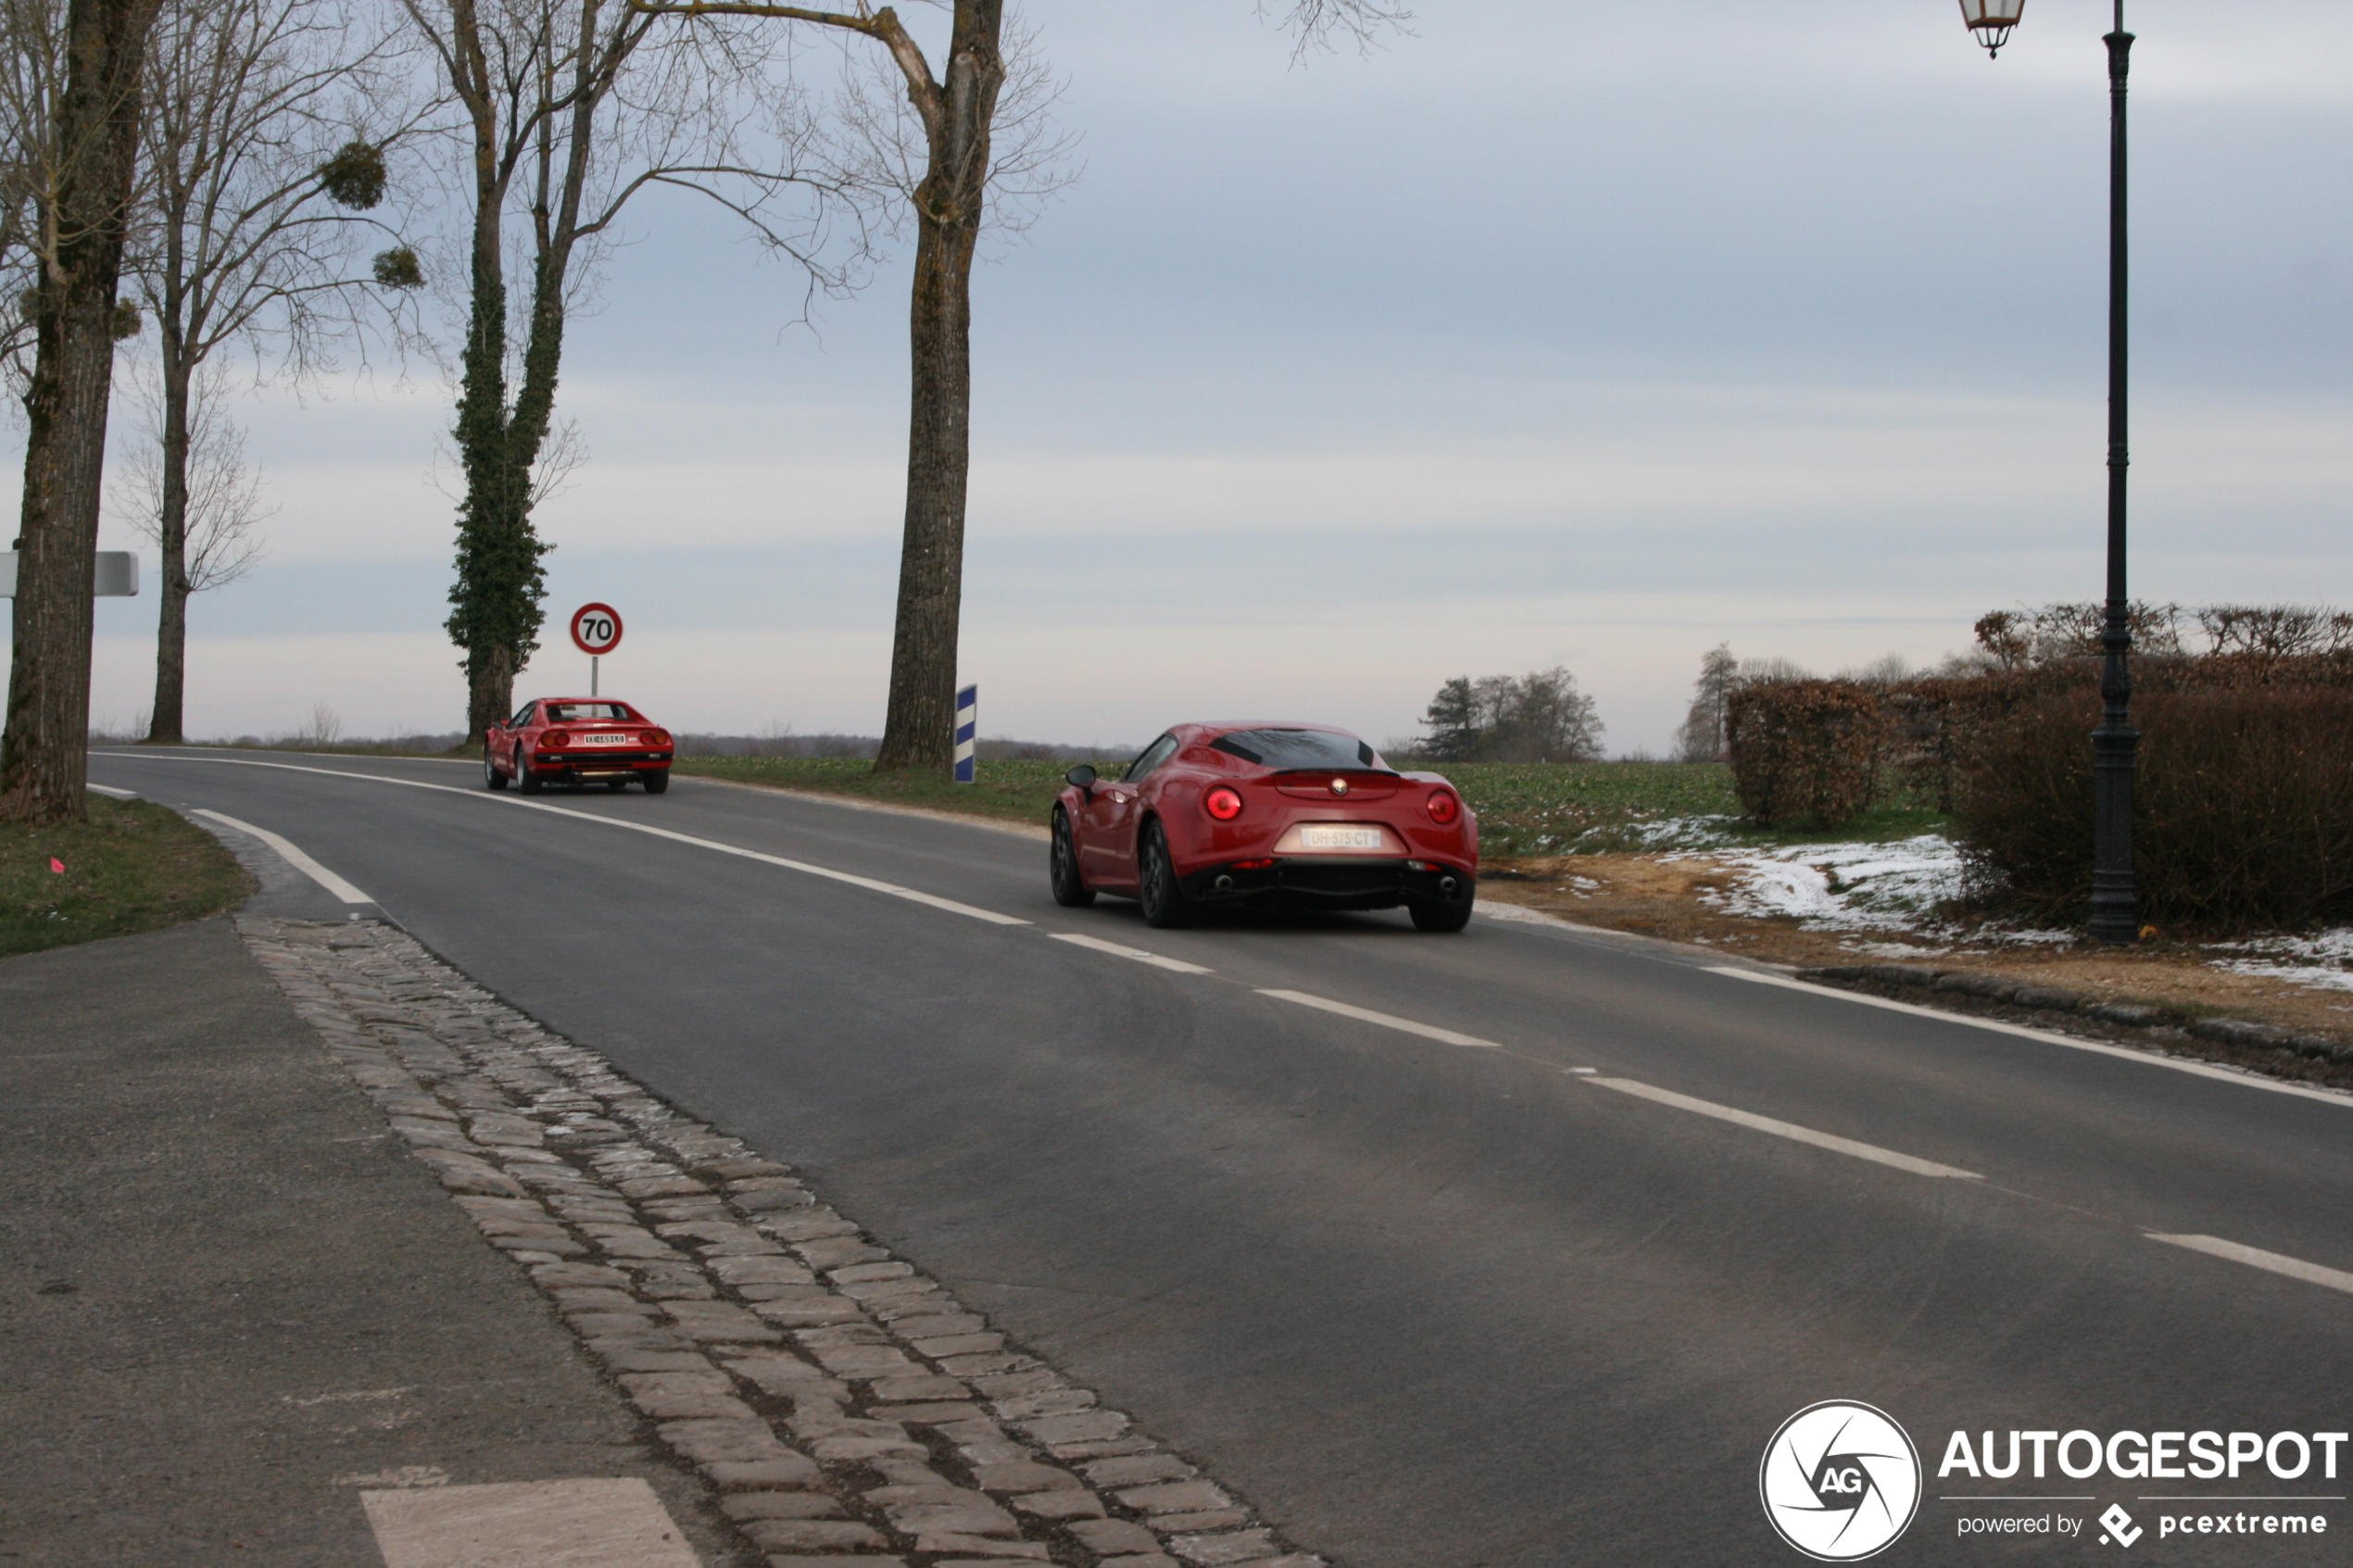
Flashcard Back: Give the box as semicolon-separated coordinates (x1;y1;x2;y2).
570;603;623;656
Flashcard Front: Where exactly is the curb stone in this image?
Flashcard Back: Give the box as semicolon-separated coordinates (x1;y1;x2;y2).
1802;962;2353;1068
235;915;1326;1568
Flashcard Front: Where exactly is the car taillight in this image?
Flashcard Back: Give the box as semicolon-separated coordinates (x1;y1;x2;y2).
1426;789;1460;824
544;731;568;747
1230;858;1276;870
641;730;664;746
1204;785;1243;822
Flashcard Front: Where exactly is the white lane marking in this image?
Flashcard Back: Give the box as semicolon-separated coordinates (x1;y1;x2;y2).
194;809;372;903
1705;965;2353;1111
1051;932;1214;974
1256;988;1499;1048
361;1476;700;1568
105;754;1029;928
1584;1075;1982;1180
85;782;137;798
2145;1233;2353;1298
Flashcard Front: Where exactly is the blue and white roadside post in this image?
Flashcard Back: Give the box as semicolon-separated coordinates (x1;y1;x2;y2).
953;684;977;784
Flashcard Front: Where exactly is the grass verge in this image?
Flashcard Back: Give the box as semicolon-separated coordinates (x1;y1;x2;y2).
674;757;1087;826
2;797;254;959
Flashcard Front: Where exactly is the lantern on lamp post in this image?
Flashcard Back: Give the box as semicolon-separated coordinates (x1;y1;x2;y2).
1957;0;2027;56
1961;0;2142;946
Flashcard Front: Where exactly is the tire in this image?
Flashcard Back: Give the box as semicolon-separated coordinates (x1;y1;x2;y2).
1137;820;1192;929
484;745;508;791
1050;809;1095;907
642;771;670;795
515;746;544;794
1410;874;1477;933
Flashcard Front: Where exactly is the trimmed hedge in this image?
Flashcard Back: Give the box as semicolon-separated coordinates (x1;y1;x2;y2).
1725;680;1886;829
1952;684;2353;929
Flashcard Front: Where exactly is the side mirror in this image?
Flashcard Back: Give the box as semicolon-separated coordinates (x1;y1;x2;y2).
1064;764;1098;795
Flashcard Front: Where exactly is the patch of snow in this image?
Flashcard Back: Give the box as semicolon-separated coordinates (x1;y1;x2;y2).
1675;835;1966;934
2208;927;2353;992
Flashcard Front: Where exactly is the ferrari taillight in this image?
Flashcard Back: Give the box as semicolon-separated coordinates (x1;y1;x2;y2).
1204;785;1243;822
1426;789;1460;824
545;730;569;747
641;730;663;746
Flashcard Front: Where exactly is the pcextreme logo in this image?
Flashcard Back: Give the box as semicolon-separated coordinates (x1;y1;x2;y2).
1761;1400;1924;1562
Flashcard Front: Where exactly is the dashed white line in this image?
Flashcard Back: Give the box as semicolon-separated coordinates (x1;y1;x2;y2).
194;809;372;904
1582;1074;1982;1180
85;782;137;798
1705;965;2353;1111
2145;1233;2353;1298
1051;933;1214;974
1256;989;1500;1048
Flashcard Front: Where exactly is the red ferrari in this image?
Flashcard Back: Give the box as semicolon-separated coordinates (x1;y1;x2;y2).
484;697;673;794
1051;722;1478;931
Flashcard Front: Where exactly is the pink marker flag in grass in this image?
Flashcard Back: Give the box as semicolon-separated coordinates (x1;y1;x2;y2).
49;859;64;873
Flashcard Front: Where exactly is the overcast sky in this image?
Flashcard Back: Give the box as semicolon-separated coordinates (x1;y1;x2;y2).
30;0;2353;754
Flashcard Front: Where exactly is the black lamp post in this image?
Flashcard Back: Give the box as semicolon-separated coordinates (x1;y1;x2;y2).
1963;0;2140;946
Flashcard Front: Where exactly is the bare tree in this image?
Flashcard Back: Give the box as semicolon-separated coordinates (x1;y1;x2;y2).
408;0;869;744
126;0;432;745
0;0;69;387
2;0;168;823
111;358;271;719
1673;643;1736;762
1417;666;1604;763
622;0;1401;771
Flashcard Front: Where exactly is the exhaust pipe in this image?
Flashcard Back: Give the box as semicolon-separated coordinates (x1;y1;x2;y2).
1440;876;1459;896
1214;874;1235;892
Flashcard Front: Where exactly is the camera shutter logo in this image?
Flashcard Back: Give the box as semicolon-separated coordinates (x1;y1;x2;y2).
1759;1400;1922;1561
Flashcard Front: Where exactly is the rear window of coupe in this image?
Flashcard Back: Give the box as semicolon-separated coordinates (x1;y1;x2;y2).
1210;729;1380;771
543;702;636;722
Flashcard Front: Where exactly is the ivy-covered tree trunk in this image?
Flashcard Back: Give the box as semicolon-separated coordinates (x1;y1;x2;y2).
871;0;1002;772
2;0;162;823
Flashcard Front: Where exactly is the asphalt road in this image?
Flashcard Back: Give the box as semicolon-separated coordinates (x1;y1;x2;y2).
93;747;2353;1567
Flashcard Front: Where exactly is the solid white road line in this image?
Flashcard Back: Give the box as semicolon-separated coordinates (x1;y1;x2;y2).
360;1476;700;1568
1051;932;1214;974
1705;965;2353;1111
193;809;372;904
1256;988;1500;1048
2145;1233;2353;1298
1584;1075;1983;1180
84;782;137;798
106;754;1029;928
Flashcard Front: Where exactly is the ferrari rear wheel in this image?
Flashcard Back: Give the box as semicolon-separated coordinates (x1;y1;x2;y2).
1410;875;1477;933
1050;809;1094;907
483;745;507;791
515;746;543;794
1138;821;1192;929
643;771;670;794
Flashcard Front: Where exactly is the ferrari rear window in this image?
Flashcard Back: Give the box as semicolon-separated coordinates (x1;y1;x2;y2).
544;702;635;722
1210;729;1379;771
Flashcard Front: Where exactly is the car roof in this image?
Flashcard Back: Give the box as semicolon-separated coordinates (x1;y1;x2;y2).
1177;721;1362;738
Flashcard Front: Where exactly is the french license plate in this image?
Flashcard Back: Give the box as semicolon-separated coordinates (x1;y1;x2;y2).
581;732;629;746
1300;825;1382;849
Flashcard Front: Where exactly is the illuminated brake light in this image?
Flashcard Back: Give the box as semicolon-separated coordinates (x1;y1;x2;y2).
1204;785;1244;822
1230;859;1276;870
1426;789;1460;824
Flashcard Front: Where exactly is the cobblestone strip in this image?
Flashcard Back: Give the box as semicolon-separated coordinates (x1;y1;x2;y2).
237;916;1325;1568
